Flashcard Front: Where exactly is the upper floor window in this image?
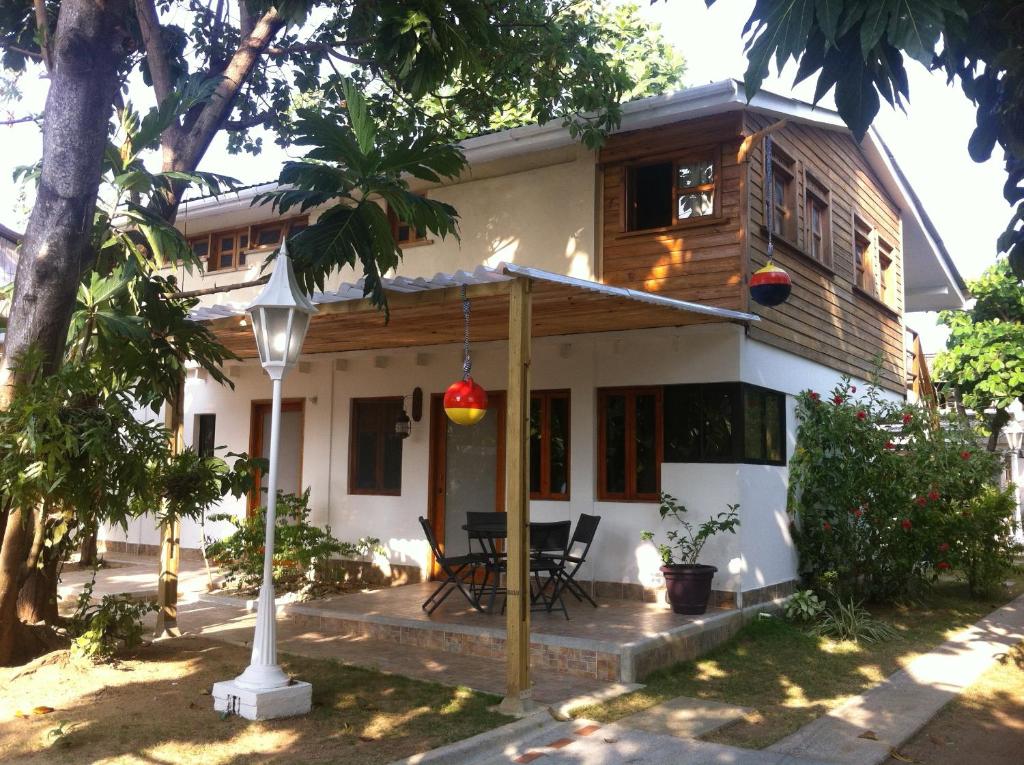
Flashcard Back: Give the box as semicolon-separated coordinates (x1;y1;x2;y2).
349;397;404;495
192;216;308;272
626;153;718;231
388;198;429;246
529;390;570;500
804;175;831;266
854;217;875;295
878;238;896;307
769;144;797;241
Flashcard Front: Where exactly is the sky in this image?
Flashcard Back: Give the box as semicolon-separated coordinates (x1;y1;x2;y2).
0;0;1010;353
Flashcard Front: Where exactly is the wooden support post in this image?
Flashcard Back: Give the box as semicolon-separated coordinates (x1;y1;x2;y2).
500;278;533;715
155;379;185;638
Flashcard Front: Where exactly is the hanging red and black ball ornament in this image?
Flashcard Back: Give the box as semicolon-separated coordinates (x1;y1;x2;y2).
444;377;488;426
749;262;792;307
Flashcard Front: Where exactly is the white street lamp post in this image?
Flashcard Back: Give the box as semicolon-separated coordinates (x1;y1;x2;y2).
213;243;317;720
1005;423;1024;544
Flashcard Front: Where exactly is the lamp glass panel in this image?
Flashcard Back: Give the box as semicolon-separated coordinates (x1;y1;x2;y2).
249;307;269;365
257;307;293;366
286;311;310;366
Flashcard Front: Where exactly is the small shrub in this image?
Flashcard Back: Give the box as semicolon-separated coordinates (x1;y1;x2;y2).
206;489;384;591
641;493;740;565
69;577;157;661
785;589;825;623
811;599;898;644
949;486;1022;598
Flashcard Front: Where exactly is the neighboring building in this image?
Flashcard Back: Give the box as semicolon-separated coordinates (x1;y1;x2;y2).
0;223;20;349
100;80;966;607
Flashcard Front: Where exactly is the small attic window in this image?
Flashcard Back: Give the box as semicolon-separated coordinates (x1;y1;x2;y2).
626;154;718;231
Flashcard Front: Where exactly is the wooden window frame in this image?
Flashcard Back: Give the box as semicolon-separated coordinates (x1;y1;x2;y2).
250;216;309;254
530;389;571;501
348;396;404;496
877;237;896;308
854;214;877;297
203;216;308;273
388;196;432;247
623;145;722;233
597;386;663;502
768;142;798;243
803;172;832;268
247;398;305;515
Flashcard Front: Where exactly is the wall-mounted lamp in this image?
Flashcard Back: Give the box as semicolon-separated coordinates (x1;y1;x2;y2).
394;387;423;439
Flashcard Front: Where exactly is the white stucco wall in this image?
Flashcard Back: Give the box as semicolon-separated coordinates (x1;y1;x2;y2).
101;322;906;595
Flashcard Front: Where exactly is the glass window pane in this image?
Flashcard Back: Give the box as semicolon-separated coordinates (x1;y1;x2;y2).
355;429;378;490
635;393;658;495
257;226;281;246
603;394;626;495
631;162;673;230
663;385;701;462
382;429;403;492
549;396;569;495
197;414;216;458
191;239;209;258
218;252;233;268
744;388;766;461
530;397;542;494
702;385;736;459
239;233;249;249
765;393;784;463
220;236;235;251
677;191;714;219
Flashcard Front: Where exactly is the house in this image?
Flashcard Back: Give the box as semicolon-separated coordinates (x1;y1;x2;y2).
0;223;19;345
100;80;965;609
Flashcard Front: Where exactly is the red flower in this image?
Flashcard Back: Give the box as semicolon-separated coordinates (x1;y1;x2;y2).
854;509;864;518
937;561;951;571
902;413;913;424
961;451;971;460
856;410;867;420
822;521;832;532
885;441;895;450
850;385;857;393
938;543;950;553
900;518;912;531
810;391;821;402
915;496;927;507
833;395;844;405
928;490;940;502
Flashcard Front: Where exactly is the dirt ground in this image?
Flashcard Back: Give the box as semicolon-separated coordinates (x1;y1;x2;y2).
0;636;508;765
885;642;1024;765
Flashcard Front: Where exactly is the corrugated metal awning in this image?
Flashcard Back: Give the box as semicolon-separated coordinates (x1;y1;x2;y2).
197;263;757;357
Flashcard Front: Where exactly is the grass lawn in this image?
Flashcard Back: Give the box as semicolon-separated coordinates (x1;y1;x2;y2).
573;575;1024;749
0;636;510;764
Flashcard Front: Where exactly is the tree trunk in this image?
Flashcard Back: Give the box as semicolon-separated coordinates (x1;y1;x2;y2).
17;551;61;625
0;0;132;665
987;408;1010;452
78;524;98;568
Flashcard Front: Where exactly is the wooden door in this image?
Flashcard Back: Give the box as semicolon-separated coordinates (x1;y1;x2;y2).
248;398;305;514
428;391;505;578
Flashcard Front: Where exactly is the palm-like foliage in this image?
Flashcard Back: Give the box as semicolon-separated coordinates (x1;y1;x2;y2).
257;79;464;311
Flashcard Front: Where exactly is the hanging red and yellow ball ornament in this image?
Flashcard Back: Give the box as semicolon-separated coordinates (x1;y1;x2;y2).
444;377;488;426
749;262;792;307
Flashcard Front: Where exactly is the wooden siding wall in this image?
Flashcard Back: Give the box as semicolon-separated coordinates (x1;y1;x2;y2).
598;112;746;313
744;113;906;391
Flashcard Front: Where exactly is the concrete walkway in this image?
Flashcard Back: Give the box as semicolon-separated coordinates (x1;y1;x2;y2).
767;592;1024;765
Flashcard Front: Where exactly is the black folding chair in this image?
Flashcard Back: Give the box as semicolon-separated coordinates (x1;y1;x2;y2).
529;520;572;619
465;512;507;612
419;516;484;615
550;514;601;607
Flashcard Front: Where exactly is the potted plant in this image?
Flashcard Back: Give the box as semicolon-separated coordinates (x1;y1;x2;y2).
641;493;740;615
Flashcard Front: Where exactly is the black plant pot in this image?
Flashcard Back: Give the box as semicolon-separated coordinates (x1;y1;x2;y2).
661;564;717;615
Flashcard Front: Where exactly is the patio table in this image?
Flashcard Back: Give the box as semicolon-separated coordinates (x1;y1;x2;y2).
462;516;571;618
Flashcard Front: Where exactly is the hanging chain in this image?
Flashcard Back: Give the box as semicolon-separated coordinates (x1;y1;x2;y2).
461;284;472;380
764;135;775;263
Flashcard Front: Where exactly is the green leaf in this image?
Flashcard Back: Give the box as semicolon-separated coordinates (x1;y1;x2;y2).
341;78;377;157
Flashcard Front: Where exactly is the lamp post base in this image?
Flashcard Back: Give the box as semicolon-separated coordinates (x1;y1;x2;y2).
212;679;312;721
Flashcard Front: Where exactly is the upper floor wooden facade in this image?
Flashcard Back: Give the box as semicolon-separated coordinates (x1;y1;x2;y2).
598;110;906;391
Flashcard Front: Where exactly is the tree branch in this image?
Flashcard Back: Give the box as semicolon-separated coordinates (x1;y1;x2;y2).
0;43;43;61
32;0;52;71
134;0;176;110
224;110;274;130
175;273;269;299
0;115;39;126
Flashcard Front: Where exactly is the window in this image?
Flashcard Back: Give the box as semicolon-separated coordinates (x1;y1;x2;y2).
804;175;831;266
855;217;876;295
627;153;717;231
597;387;662;501
663;383;786;466
203;217;308;272
349;398;404;495
878;239;896;307
530;390;570;500
768;144;797;241
388;199;428;246
195;414;216;458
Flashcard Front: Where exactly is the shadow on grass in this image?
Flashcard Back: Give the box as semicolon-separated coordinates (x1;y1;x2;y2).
0;636;510;765
573;578;1024;750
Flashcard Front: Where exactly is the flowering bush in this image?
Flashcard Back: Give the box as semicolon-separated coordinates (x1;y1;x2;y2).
788;378;1003;602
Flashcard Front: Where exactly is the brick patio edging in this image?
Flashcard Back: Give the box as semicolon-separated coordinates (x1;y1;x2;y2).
198;592;791;683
